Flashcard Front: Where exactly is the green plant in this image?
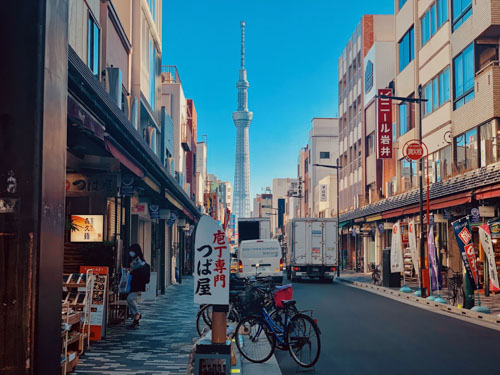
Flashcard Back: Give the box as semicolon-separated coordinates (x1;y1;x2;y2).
65;216;79;232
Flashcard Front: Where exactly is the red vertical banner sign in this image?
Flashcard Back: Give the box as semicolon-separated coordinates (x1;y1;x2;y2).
377;88;393;159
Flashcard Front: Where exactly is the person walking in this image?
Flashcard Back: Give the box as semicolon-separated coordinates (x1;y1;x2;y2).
127;244;148;329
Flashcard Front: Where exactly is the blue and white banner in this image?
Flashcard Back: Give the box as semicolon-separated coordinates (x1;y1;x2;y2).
452;217;478;290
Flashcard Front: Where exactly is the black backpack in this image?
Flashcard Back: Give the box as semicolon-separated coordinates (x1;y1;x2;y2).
143;263;151;284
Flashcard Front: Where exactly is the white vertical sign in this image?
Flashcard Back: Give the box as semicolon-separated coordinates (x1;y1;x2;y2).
408;221;420;275
479;224;500;290
390;221;404;273
320;184;328;202
194;215;230;305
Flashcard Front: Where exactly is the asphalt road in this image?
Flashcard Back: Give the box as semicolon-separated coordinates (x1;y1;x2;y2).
275;279;500;375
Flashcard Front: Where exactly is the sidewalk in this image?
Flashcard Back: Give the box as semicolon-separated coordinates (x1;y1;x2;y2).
338;270;500;322
73;277;199;375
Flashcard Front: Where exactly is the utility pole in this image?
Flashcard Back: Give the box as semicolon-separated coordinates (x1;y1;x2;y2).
377;88;428;298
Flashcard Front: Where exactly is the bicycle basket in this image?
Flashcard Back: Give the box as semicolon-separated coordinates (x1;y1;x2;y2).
273;284;293;309
241;287;264;315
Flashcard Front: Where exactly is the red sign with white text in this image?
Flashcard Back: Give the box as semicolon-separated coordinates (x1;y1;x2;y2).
377;89;393;159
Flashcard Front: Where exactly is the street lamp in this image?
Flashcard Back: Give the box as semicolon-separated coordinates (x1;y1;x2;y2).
313;163;341;277
377;86;428;298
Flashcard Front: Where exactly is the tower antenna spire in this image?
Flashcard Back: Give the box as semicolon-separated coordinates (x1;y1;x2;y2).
240;21;245;69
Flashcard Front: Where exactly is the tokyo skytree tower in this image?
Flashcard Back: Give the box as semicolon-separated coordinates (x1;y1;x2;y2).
232;21;253;219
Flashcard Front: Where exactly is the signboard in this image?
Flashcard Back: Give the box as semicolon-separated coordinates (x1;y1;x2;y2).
470;207;481;226
452;217;478;289
478;224;500;290
479;206;495;217
390;221;404;273
149;204;160;219
120;174;135;197
378;223;385;234
66;173;118;197
489;220;500;239
377;88;393;159
404;142;424;161
320;184;328;202
80;266;108;340
408;221;419;276
70;215;103;242
194;215;230;305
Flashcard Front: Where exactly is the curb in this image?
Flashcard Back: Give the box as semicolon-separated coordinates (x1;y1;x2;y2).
337;277;500;330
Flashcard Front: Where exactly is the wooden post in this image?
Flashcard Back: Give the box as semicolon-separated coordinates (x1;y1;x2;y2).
211;305;228;344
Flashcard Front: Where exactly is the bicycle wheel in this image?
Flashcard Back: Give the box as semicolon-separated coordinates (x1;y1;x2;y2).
235;315;276;363
227;305;240;326
269;306;298;350
286;313;321;368
196;304;212;336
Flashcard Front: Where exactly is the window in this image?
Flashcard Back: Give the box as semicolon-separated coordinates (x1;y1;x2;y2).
399;102;408;135
421;0;448;46
480;121;500;166
454;128;478;173
453;44;474;109
424;67;450;115
87;13;100;76
399;94;415;135
320;152;330;159
367;133;375;156
399;27;414;72
400;159;417;190
399;0;407;10
452;0;472;32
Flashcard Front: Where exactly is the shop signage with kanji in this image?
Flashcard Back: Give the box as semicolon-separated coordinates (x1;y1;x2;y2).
193;215;229;305
390;221;404;273
70;215;103;242
377;88;393;159
452;217;478;289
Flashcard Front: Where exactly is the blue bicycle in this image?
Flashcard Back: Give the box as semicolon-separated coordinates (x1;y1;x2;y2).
234;286;321;367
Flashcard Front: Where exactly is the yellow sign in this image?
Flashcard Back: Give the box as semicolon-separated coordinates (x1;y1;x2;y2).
70;215;104;242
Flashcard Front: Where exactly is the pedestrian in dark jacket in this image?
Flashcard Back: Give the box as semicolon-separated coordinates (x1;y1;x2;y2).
127;243;148;329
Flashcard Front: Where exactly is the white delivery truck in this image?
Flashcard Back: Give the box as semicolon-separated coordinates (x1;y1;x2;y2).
236;239;284;283
237;217;271;243
286;218;338;282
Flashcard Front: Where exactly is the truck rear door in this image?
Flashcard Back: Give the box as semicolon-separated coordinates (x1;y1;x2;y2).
293;221;307;265
310;221;323;265
324;221;338;265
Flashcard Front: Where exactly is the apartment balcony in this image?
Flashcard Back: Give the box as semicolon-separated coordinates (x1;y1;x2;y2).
161;65;181;84
181;122;192;152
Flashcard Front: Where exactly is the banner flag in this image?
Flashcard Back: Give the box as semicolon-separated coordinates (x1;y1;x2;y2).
452;217;478;289
479;224;500;290
427;225;442;291
408;221;419;276
391;221;404;273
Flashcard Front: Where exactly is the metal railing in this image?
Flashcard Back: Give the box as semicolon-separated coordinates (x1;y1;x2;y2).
161;65;181;84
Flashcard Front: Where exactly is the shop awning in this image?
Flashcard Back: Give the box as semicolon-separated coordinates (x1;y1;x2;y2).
366;214;382;222
338;221;351;228
382;209;404;219
384;192;472;217
105;139;145;178
475;184;500;200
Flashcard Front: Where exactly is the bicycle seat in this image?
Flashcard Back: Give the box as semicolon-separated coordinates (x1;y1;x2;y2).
281;300;296;308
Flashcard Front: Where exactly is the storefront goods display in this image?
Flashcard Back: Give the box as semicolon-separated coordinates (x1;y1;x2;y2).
80;266;109;341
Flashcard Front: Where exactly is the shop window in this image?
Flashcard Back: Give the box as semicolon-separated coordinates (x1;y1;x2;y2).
87;12;100;76
452;0;472;32
480;121;500;166
399;27;414;72
453;43;474;110
454;128;478;173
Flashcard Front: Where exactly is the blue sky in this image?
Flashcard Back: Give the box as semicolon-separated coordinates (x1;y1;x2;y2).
162;0;394;199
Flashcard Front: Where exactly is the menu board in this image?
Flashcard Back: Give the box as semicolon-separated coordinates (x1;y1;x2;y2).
80;266;108;340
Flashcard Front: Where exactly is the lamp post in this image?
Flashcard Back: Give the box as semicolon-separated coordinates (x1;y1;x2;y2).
377;86;428;298
313;164;341;277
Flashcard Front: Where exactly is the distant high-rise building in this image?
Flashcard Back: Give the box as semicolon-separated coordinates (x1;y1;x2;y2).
232;21;253;219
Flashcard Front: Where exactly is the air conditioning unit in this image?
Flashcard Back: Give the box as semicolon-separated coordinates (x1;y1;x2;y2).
105;67;122;110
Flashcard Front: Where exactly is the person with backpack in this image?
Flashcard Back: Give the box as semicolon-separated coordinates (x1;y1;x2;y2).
126;243;150;329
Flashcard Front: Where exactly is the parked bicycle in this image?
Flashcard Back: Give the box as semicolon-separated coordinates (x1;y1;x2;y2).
446;269;464;307
370;263;382;286
234;285;321;368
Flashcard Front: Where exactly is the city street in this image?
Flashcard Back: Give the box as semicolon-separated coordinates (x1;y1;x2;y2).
275;280;500;375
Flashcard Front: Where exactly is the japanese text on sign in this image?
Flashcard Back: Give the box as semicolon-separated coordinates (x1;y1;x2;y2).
377;89;393;159
194;216;230;305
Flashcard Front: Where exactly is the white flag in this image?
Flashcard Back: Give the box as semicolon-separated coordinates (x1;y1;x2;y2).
479;224;500;290
391;221;404;273
408;220;420;275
